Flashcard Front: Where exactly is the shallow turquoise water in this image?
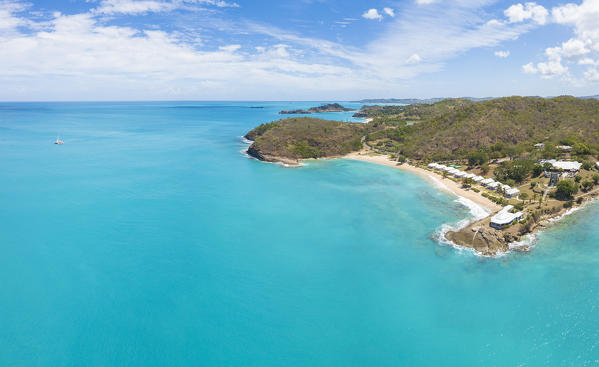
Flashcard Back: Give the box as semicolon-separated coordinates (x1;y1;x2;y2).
0;102;598;366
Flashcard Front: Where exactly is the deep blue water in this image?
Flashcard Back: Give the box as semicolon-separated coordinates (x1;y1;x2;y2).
0;102;598;366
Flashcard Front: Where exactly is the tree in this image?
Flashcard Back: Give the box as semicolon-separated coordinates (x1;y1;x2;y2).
480;164;490;174
592;174;599;185
582;180;593;192
543;162;553;171
520;192;529;201
533;163;544;177
468;151;489;167
555;180;579;199
582;161;593;170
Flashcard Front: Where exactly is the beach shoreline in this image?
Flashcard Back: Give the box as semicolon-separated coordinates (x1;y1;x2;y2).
343;151;502;214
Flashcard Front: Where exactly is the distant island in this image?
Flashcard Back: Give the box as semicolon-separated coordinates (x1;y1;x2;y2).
245;96;599;256
279;103;355;114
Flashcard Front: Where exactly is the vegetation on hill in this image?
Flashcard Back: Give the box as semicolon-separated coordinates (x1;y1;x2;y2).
361;96;599;161
279;103;354;114
245;117;369;163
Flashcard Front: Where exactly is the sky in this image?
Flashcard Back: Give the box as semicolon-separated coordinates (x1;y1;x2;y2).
0;0;598;100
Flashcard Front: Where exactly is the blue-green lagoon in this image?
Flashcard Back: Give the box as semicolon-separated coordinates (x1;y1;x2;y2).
1;102;598;366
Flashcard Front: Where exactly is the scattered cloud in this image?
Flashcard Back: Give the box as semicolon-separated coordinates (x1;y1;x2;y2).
383;8;395;17
362;8;382;21
521;0;599;83
494;50;510;58
416;0;440;4
585;68;599;80
406;54;422;64
504;2;548;25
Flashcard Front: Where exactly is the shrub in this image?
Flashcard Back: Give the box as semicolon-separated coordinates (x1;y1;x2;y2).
577;197;584;204
556;180;579;199
592;174;599;185
563;200;574;208
575;175;582;183
582;180;593;191
582;161;594;170
468;151;489;166
472;188;480;193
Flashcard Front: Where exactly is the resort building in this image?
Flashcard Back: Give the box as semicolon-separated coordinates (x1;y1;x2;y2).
556;145;572;151
534;143;545;149
464;173;476;179
490;205;523;229
505;188;520;198
454;171;466;178
473;176;484;183
481;178;495;186
542;159;582;172
487;182;500;190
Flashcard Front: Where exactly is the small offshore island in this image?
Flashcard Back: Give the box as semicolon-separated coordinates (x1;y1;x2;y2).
279;103;355;114
246;96;599;256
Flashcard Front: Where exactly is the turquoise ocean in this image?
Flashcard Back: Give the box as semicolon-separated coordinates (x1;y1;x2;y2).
1;102;598;366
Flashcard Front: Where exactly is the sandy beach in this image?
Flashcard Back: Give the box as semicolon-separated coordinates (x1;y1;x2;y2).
344;151;502;213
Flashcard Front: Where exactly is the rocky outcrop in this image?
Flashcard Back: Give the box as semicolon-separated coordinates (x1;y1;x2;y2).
445;220;519;256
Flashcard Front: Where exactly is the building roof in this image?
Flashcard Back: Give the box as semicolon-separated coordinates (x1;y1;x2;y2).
487;182;500;189
506;188;520;196
481;178;494;185
473;176;484;182
491;205;523;226
544;159;582;171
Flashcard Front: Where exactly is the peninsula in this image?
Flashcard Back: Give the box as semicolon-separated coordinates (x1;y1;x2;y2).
279;103;355;114
246;96;599;256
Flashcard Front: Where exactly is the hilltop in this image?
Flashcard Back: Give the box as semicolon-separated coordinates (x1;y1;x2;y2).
245;117;369;165
362;96;599;161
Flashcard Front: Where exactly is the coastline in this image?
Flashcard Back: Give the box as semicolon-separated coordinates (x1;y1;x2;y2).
244;140;599;257
344;151;502;213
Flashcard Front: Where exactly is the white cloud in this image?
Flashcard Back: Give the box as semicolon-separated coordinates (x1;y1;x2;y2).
585;68;599;80
93;0;238;15
94;0;176;14
383;8;395;17
406;54;422;64
523;0;599;83
504;2;548;25
579;57;597;65
218;44;241;52
523;60;568;79
416;0;440;4
494;50;510;58
0;0;568;100
522;62;537;74
362;8;382;21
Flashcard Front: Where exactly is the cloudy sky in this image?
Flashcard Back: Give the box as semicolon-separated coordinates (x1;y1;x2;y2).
1;0;598;100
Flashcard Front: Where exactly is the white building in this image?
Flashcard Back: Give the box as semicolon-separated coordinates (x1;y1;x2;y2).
496;184;511;193
543;159;582;172
473;176;484;182
481;178;495;186
464;173;476;179
490;205;523;229
505;188;520;198
556;145;572;151
487;182;500;190
454;171;466;178
534;143;545;149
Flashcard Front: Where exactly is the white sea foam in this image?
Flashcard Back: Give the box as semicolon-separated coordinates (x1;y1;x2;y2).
240;136;253;144
432;196;493;257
